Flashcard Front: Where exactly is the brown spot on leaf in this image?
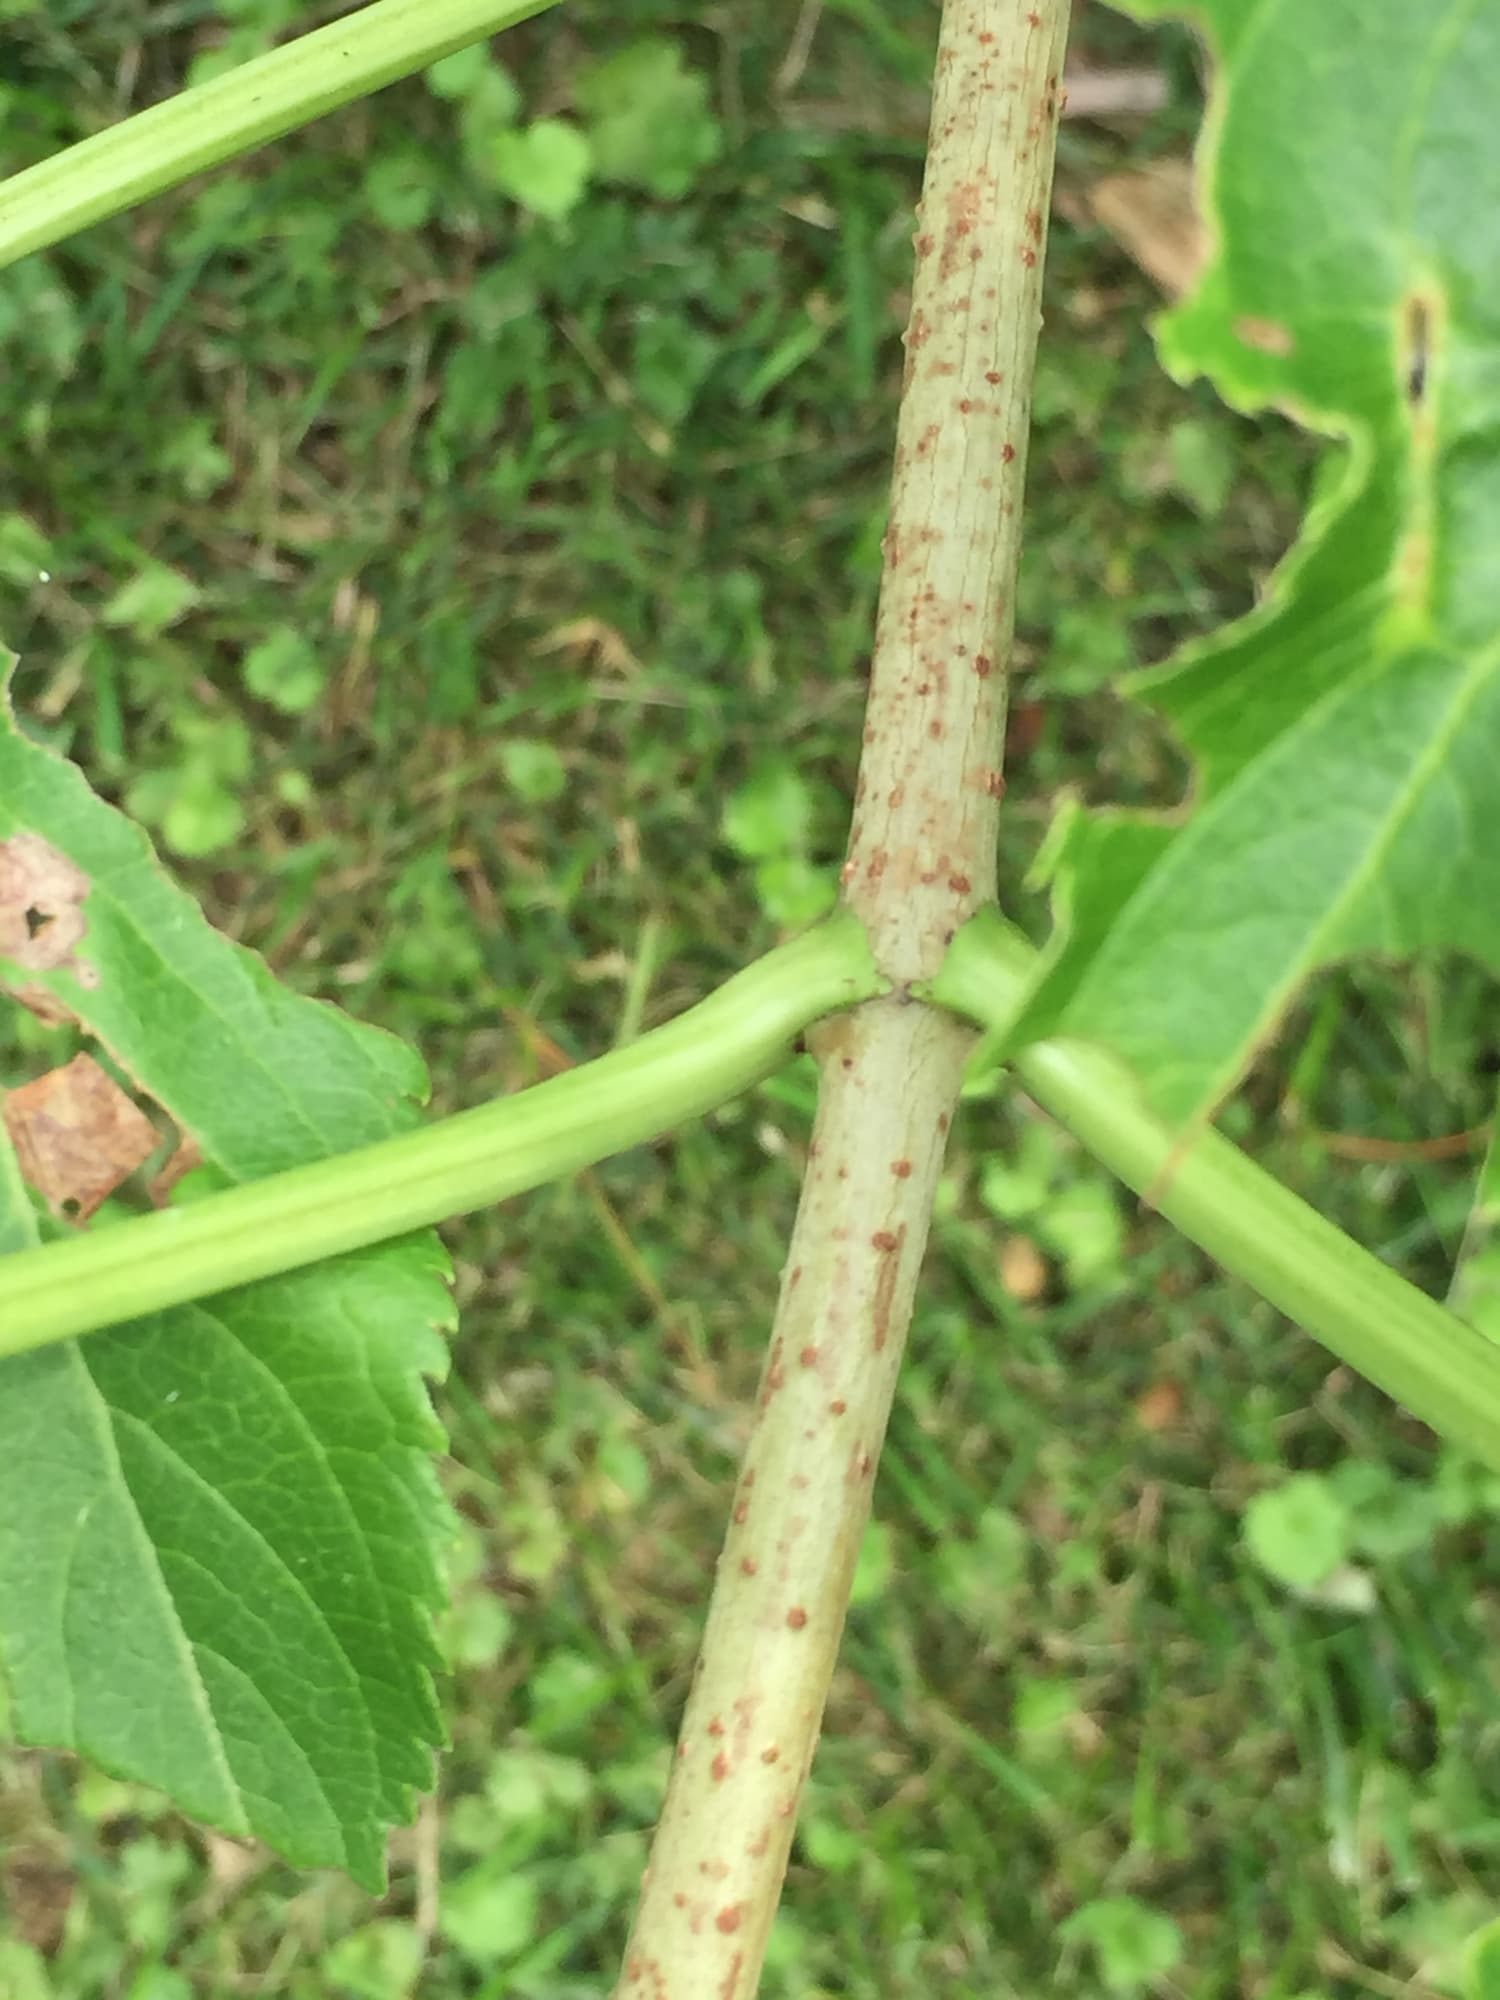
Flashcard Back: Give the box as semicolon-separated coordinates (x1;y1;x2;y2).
786;1607;808;1630
1234;315;1294;356
716;1904;745;1935
0;832;97;997
4;1053;158;1221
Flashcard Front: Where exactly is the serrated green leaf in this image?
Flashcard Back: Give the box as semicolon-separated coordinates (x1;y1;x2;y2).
0;678;452;1883
1018;0;1500;1129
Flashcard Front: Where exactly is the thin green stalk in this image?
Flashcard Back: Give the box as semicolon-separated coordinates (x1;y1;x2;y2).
0;0;556;270
0;914;884;1359
930;910;1500;1476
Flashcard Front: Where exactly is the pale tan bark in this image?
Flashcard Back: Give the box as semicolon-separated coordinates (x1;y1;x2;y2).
615;5;1070;1994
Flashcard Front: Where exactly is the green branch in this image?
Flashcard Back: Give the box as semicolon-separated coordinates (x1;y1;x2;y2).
0;913;884;1357
929;911;1500;1477
0;0;557;270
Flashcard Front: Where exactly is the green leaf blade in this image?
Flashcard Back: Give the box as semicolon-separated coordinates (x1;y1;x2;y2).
1023;0;1500;1128
0;693;452;1882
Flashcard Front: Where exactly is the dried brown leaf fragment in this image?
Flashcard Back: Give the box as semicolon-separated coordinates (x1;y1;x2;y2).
3;1053;158;1221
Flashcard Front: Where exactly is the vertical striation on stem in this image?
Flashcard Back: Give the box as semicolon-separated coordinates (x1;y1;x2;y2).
616;5;1069;1995
846;0;1064;979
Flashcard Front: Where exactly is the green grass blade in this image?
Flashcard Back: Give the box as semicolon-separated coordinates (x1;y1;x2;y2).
930;910;1500;1476
0;0;557;269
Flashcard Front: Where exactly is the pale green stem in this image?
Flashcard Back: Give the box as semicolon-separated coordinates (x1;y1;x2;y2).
930;911;1500;1476
0;914;884;1358
0;0;556;271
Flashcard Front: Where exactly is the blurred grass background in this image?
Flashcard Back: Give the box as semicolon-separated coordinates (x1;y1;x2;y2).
2;2;1499;1995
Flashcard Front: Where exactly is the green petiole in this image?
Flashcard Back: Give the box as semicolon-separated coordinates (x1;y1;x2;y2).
0;0;558;271
6;899;1496;1481
0;912;885;1358
928;910;1500;1477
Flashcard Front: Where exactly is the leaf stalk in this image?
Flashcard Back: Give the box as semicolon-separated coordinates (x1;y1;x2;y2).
931;910;1500;1476
0;914;884;1357
0;0;557;270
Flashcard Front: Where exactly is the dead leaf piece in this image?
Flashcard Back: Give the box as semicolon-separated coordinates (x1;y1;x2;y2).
1089;160;1206;300
0;831;97;987
3;1053;158;1221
